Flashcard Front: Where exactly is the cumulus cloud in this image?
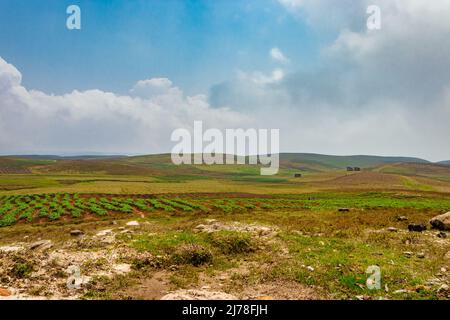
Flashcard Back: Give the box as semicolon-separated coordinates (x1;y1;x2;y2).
270;47;289;64
0;57;250;155
209;0;450;161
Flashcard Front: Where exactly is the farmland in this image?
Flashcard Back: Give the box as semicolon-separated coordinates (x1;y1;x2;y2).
0;154;449;300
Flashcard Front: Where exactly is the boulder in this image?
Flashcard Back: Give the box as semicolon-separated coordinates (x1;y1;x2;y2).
29;240;53;251
408;224;427;232
70;230;84;237
429;212;450;231
437;231;447;238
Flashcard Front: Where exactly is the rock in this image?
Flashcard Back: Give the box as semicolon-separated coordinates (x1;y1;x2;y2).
257;296;273;300
416;252;425;259
408;224;427;232
96;229;113;237
444;251;450;260
438;284;449;293
70;230;84;236
306;266;315;272
396;216;408;221
0;288;11;297
393;289;408;294
161;289;237;300
0;245;24;253
437;231;447;238
387;227;398;232
126;221;140;227
430;212;450;231
29;240;52;251
403;251;413;258
112;263;131;274
194;224;206;231
338;208;350;212
100;235;115;244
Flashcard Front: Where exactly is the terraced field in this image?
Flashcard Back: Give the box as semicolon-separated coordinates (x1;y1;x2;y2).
2;192;450;227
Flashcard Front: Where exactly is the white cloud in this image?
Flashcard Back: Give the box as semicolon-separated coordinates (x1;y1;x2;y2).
270;47;289;64
0;57;250;155
210;0;450;161
2;1;450;161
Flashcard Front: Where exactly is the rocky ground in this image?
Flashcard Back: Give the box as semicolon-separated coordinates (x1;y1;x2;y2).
0;210;449;300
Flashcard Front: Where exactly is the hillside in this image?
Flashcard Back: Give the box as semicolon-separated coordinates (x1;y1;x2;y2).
280;153;429;170
0;153;435;177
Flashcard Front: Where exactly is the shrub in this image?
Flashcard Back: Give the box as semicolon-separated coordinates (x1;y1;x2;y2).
171;244;213;266
11;260;33;278
207;231;255;255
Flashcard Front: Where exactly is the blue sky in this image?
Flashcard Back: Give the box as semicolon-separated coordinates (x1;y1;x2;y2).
1;0;449;161
0;0;320;95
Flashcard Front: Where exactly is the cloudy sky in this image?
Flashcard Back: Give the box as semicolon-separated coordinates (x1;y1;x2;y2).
0;0;449;161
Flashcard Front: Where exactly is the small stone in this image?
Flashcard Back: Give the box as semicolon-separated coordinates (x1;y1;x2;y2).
0;288;11;297
396;216;408;221
126;221;140;227
70;230;84;236
29;240;52;251
438;284;449;293
0;245;24;253
437;231;447;238
387;227;398;232
96;229;113;237
408;224;427;232
403;251;413;258
441;267;447;273
257;296;274;300
113;264;131;274
306;266;315;272
393;289;408;294
416;252;425;259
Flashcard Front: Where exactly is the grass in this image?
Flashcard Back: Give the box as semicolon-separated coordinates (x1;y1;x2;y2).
0;159;449;300
1;191;450;227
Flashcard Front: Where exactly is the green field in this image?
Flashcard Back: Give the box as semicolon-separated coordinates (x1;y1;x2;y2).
0;154;449;300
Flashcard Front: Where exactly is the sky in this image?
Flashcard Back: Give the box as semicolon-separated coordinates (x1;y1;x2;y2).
0;0;449;161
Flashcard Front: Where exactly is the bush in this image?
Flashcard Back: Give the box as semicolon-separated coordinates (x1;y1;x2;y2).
171;244;213;266
207;231;255;255
11;260;33;278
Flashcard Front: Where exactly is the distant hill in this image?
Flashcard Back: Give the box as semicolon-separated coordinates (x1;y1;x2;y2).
438;160;450;166
6;155;127;160
0;153;437;176
279;153;429;170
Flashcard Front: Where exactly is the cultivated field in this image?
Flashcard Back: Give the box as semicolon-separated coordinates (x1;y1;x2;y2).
0;154;449;300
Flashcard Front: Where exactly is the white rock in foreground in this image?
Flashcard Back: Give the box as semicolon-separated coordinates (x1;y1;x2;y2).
161;289;237;300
